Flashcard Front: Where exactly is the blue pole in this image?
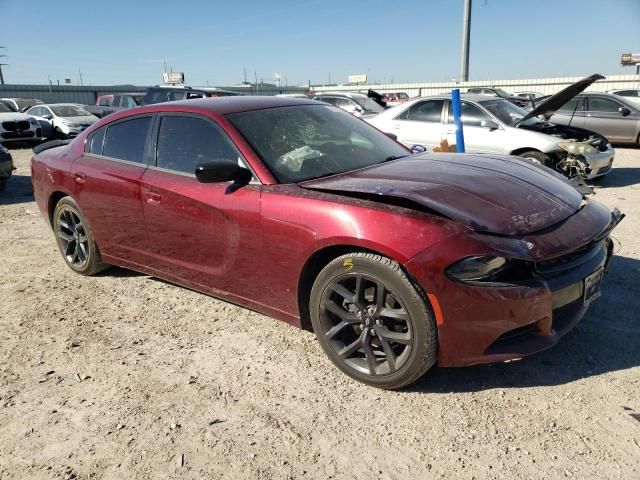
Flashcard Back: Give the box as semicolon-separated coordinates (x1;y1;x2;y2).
451;88;465;153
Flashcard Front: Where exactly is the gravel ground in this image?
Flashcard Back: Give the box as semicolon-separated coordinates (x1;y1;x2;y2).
1;146;639;480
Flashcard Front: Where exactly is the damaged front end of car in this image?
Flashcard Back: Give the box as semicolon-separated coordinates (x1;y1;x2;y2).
521;122;615;181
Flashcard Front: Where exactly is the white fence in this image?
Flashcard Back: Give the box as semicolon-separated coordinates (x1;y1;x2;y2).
311;74;640;97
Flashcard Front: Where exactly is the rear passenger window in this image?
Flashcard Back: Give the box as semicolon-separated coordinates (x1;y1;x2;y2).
559;97;585;112
87;128;106;155
102;117;151;163
396;100;444;122
156;116;238;175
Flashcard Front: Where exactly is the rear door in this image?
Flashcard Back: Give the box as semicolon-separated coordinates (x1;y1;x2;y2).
140;113;262;293
548;96;586;129
70;115;153;264
583;95;637;142
387;99;445;150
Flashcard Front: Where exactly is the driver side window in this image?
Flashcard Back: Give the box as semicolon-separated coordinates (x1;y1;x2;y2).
156;116;242;175
588;97;622;113
447;102;491;127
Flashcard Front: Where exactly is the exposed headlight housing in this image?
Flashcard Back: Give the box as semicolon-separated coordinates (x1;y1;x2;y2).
558;141;596;156
446;256;507;283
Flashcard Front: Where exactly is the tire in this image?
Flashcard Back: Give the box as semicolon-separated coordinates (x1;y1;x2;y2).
0;178;6;193
518;150;550;167
54;127;68;140
52;196;109;275
309;252;437;389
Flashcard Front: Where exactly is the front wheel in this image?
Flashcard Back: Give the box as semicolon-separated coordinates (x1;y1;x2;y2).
310;252;438;389
518;150;551;167
53;196;109;275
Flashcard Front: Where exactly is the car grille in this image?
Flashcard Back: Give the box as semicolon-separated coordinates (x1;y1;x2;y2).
534;241;605;277
2;120;31;131
1;131;35;139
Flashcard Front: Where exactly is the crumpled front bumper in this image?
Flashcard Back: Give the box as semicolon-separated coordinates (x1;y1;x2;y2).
403;204;623;367
582;148;615;179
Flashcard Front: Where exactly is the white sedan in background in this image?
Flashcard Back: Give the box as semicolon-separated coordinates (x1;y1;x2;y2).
25;103;99;139
366;74;615;180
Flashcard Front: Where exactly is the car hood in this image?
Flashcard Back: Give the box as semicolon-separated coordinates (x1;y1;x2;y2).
517;74;605;126
62;115;98;125
0;111;31;122
300;153;584;235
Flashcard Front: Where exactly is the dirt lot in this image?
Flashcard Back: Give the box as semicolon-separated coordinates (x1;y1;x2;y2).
1;146;639;480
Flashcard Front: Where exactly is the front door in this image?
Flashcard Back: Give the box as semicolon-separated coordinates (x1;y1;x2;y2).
583;95;638;143
445;100;506;154
140;113;262;295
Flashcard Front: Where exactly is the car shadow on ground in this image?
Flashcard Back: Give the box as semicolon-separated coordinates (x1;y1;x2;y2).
407;253;640;393
97;266;145;278
0;175;34;206
592;167;640;188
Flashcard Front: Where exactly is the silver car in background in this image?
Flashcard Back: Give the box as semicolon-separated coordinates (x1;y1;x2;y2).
548;93;640;145
312;92;385;118
368;74;615;180
607;89;640;104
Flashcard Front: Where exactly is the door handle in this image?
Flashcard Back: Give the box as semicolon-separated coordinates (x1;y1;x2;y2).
144;191;162;205
74;172;87;184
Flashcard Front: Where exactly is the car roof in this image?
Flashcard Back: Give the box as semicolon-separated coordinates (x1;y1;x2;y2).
313;92;368;98
43;103;85;107
402;94;495;102
136;96;321;115
148;85;238;94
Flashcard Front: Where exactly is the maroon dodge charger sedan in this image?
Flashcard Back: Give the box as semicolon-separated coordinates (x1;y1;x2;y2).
31;97;623;389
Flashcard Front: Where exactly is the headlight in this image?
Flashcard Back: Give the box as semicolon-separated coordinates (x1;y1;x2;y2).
558;141;596;156
446;256;506;283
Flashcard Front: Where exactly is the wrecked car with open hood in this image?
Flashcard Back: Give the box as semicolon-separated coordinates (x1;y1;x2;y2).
367;74;614;181
31;97;623;389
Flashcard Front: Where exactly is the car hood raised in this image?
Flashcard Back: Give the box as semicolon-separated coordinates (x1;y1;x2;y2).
517;74;604;125
300;153;584;235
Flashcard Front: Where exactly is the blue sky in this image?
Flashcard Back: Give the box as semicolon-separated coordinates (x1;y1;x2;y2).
1;0;639;86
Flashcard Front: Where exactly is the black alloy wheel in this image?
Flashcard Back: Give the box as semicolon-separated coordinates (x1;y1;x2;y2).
310;252;437;389
53;196;108;275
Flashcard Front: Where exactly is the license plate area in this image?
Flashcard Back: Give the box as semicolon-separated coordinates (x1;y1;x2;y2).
583;268;603;303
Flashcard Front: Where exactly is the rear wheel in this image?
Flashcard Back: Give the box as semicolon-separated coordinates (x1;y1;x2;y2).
310;252;437;389
53;196;109;275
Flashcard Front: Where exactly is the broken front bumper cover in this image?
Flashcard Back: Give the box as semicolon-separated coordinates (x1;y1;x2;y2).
582;148;615;179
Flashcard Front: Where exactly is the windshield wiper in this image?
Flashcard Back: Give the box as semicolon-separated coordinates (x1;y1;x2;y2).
381;154;408;163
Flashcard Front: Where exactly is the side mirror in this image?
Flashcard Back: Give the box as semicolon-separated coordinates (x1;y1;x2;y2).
195;159;252;185
42;114;52;120
410;144;427;154
619;106;631;117
480;119;499;130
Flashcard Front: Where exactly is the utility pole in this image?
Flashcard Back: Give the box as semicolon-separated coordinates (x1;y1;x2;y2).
459;0;472;82
78;68;84;86
0;46;7;85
